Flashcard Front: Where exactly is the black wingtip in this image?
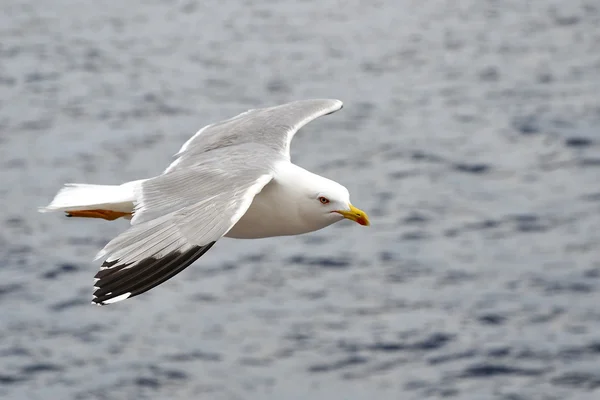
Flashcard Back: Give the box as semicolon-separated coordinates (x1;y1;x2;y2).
91;242;216;305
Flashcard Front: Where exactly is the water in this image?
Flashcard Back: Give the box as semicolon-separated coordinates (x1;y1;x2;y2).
2;0;600;399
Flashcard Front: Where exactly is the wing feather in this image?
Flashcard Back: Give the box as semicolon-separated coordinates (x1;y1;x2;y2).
90;98;344;305
92;145;278;305
165;99;342;173
92;243;215;305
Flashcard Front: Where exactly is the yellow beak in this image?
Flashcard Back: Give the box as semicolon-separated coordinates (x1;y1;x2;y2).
335;204;370;226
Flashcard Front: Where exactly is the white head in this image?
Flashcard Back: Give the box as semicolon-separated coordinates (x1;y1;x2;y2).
284;167;370;232
311;178;369;226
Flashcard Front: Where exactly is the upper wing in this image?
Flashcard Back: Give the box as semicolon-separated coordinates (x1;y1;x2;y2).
92;144;279;305
165;98;343;173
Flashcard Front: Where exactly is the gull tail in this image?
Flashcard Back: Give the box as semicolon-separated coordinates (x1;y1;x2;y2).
39;180;143;221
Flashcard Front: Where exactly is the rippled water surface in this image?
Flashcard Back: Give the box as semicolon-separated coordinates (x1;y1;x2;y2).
2;0;600;399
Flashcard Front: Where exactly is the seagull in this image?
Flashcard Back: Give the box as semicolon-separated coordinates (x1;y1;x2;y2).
40;99;370;305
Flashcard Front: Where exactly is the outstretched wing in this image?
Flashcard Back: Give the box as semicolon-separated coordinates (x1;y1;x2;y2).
165;99;343;173
92;144;280;305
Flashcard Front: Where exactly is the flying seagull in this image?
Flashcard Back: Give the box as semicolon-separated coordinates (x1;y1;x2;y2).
40;99;370;306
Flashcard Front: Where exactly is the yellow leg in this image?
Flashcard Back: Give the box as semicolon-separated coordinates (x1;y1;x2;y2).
65;210;132;221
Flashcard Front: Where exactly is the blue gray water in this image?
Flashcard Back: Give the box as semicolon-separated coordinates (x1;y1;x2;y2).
2;0;600;399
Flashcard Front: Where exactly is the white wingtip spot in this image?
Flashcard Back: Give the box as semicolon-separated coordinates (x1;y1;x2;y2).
102;292;132;305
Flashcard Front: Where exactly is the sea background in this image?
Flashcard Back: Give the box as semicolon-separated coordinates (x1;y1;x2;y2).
1;0;600;399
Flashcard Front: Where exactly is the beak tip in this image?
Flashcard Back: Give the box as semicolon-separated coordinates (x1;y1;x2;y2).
338;205;370;227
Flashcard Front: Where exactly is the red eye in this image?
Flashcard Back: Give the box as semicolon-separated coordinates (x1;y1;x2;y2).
319;196;330;204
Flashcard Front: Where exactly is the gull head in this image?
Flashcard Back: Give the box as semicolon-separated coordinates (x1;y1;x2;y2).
314;186;370;227
269;162;370;236
296;172;370;229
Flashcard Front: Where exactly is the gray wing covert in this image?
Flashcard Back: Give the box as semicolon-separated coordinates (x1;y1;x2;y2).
165;98;343;173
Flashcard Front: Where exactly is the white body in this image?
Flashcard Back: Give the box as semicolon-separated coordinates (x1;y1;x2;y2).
41;162;347;239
